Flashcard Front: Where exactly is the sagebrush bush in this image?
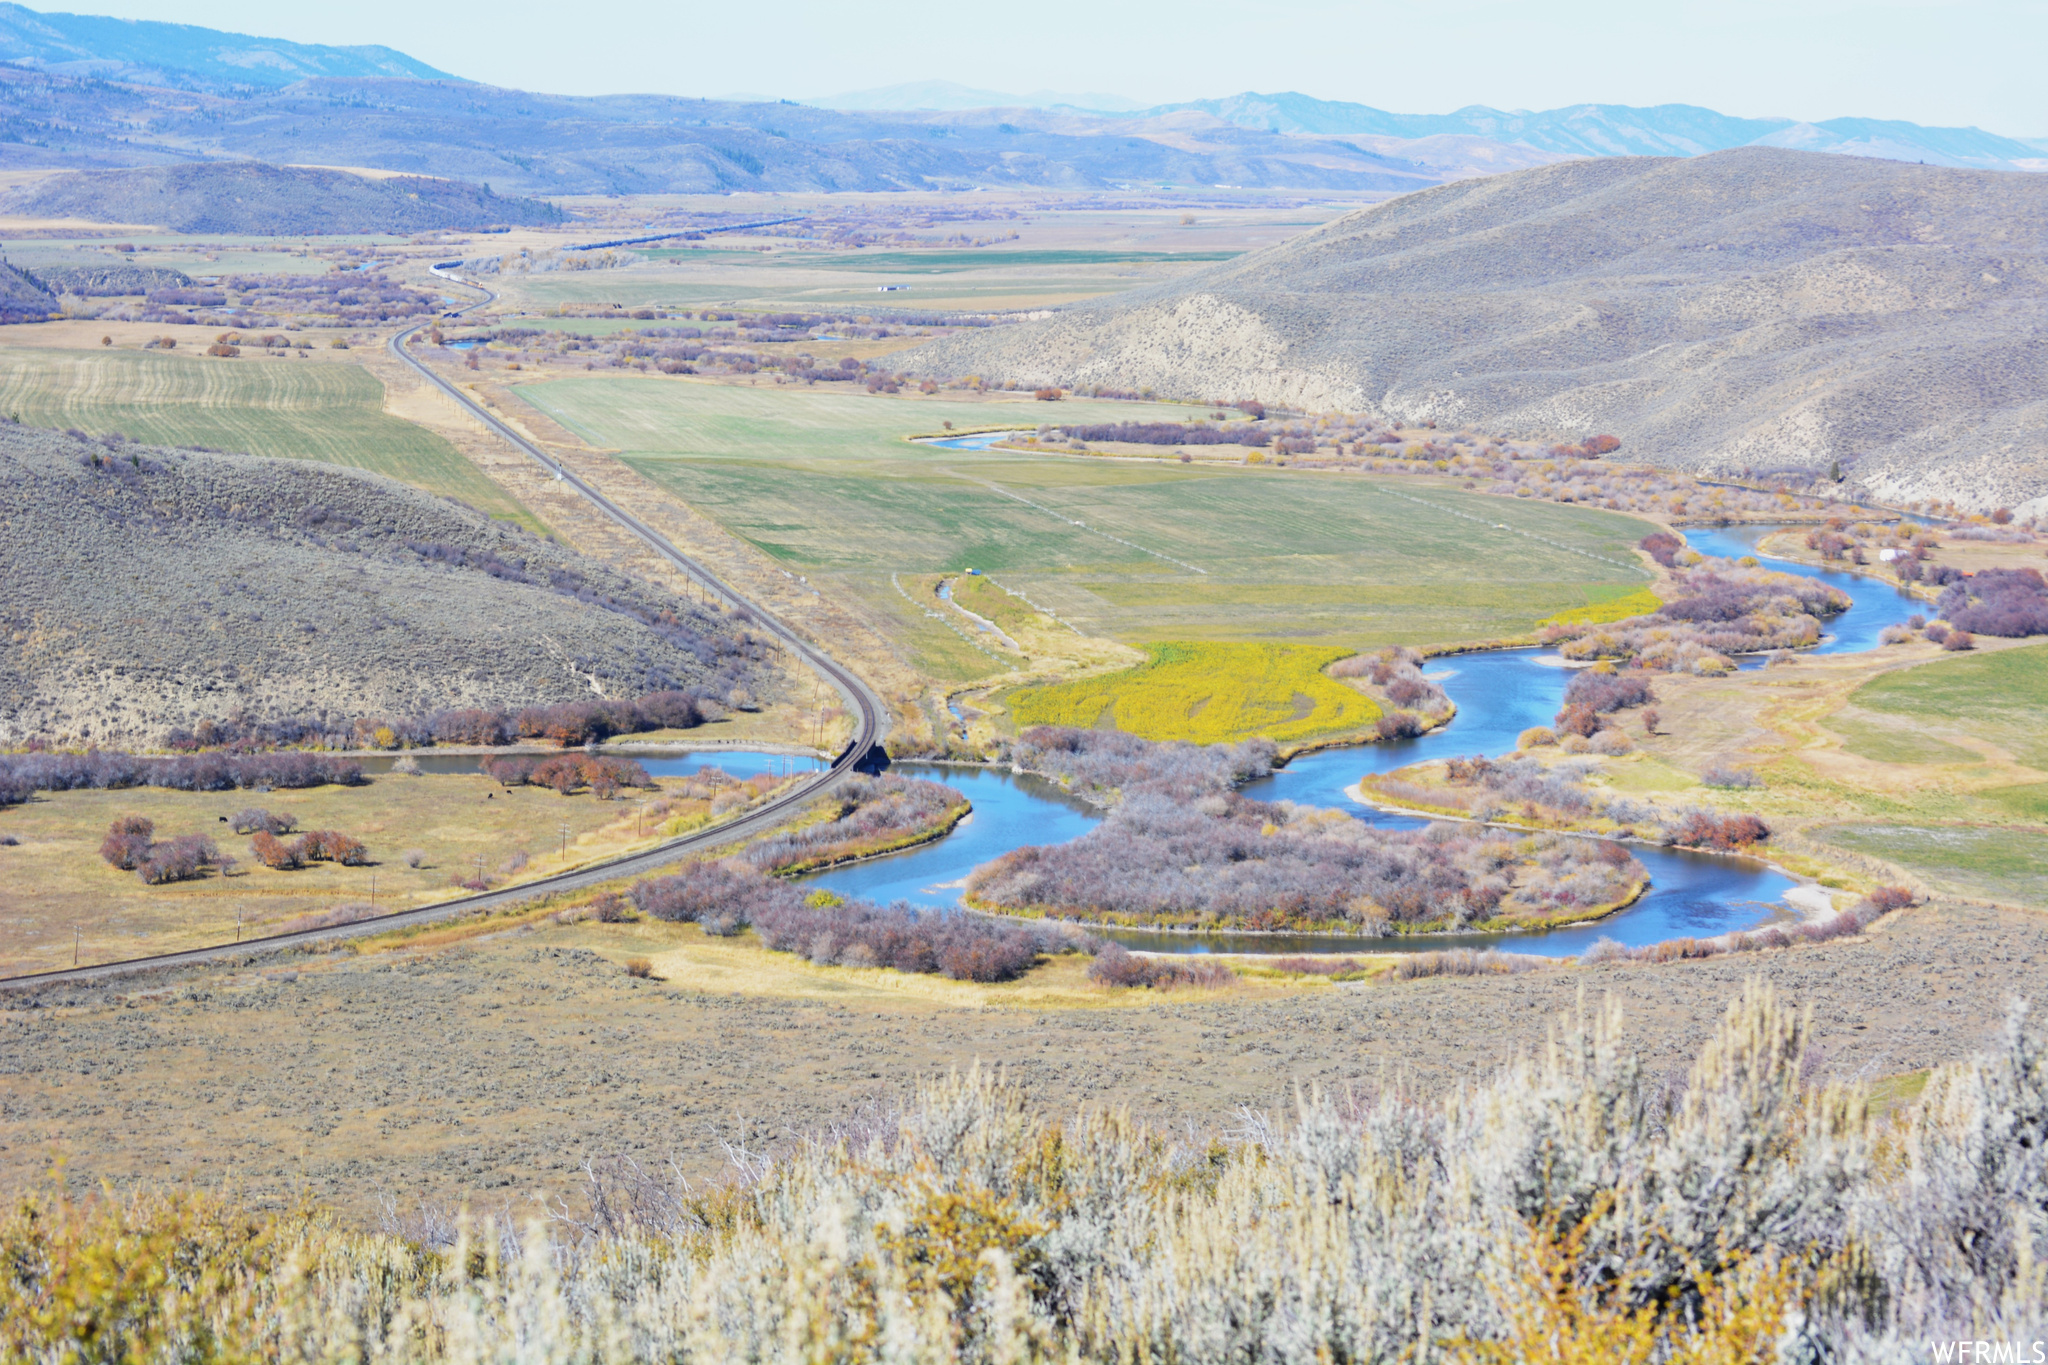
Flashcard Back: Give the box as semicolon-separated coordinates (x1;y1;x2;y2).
5;982;2041;1360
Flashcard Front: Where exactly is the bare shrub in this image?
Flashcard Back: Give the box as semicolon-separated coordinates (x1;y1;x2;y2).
1087;944;1235;989
229;808;297;835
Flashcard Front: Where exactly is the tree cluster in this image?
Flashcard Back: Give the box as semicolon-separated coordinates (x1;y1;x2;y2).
97;815;224;884
742;774;964;875
625;860;1060;982
0;750;364;808
250;828;368;870
481;753;652;799
968;788;1644;933
1087;943;1233;989
1935;568;2048;638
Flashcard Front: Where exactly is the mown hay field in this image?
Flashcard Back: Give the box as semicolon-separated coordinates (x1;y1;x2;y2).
0;347;532;523
514;377;1654;651
1007;642;1381;744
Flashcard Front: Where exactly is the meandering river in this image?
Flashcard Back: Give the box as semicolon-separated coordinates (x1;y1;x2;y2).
359;517;1920;957
802;519;1924;956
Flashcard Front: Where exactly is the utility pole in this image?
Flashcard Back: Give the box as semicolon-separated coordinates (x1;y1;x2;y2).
369;874;376;911
73;927;80;966
559;823;571;862
236;906;244;942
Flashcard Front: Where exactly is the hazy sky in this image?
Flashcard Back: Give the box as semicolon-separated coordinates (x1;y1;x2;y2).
58;0;2048;136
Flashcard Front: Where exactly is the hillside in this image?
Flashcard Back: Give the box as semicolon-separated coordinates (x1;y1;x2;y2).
905;148;2048;513
0;2;452;90
1;162;564;234
0;424;769;746
0;262;54;322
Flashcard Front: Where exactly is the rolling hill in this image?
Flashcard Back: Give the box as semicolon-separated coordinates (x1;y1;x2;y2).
0;1;451;90
0;424;765;746
1;162;564;234
904;148;2048;513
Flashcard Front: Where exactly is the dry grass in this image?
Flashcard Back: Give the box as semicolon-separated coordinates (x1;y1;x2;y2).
0;771;787;976
0;895;2037;1220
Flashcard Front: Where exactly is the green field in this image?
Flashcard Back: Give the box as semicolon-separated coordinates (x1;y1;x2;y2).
515;377;1654;654
1851;642;2048;769
0;348;536;526
1819;823;2048;906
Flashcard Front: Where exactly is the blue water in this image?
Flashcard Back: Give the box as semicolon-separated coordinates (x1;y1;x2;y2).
803;520;1927;956
1682;524;1922;660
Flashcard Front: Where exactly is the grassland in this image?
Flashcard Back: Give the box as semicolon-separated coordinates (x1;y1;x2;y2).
1007;642;1381;745
512;377;1653;655
0;893;2033;1218
1849;641;2048;768
1816;824;2048;904
0;347;534;524
0;773;690;976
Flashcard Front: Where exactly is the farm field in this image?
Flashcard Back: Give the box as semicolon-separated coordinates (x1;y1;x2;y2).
0;346;534;523
513;377;1655;657
1847;641;2048;769
1007;642;1381;744
1816;824;2048;905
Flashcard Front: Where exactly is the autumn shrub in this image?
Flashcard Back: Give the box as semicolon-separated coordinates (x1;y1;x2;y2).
1639;530;1686;567
296;830;368;865
98;814;155;869
484;753;650;797
1663;809;1771;850
250;830;303;870
968;787;1638;932
1393;948;1543;980
742;773;964;874
1087;943;1234;989
1941;629;1974;651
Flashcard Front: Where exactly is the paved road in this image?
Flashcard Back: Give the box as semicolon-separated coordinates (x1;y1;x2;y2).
0;274;888;990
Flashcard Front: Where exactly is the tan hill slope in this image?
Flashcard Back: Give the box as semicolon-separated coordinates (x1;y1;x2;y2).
0;425;769;746
1;162;564;235
906;148;2048;512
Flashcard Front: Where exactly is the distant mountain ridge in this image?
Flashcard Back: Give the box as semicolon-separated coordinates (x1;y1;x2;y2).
0;3;2035;192
0;2;452;91
1138;94;2048;172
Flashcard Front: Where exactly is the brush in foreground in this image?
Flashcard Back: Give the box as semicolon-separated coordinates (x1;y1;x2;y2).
2;981;2043;1359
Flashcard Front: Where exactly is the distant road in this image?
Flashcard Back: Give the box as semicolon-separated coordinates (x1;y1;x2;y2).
564;216;807;251
0;272;887;991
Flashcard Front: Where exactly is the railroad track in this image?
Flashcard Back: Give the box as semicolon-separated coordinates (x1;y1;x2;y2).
0;273;887;990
